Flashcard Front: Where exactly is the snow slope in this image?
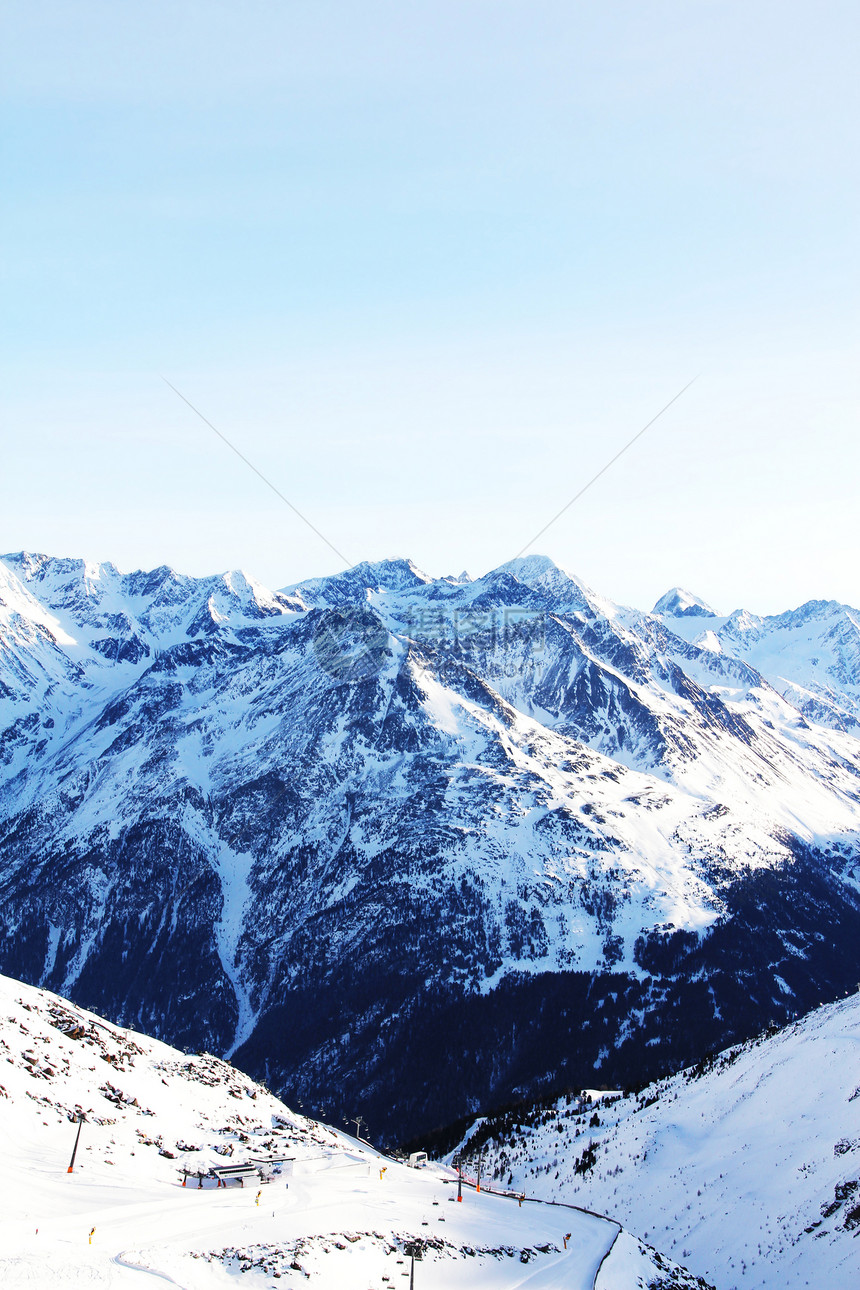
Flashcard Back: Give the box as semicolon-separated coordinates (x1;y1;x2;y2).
652;589;860;733
450;989;860;1289
0;973;706;1289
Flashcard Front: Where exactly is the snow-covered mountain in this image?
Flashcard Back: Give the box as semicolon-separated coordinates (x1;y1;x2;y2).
1;549;860;1140
448;987;860;1290
0;971;707;1288
652;586;860;732
652;588;716;619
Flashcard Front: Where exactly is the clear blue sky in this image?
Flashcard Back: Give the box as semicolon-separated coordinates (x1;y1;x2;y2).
3;1;859;613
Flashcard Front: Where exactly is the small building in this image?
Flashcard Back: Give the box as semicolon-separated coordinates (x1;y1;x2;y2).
212;1163;260;1188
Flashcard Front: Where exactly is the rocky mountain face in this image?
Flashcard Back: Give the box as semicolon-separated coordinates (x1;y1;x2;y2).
1;550;859;1141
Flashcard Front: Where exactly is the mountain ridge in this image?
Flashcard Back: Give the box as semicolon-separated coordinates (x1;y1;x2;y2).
1;549;859;1139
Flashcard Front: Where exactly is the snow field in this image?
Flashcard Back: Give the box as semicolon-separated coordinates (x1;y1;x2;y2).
1;974;696;1288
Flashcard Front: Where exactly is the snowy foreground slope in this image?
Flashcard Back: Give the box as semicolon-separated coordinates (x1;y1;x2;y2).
451;990;860;1290
0;974;708;1289
1;550;860;1137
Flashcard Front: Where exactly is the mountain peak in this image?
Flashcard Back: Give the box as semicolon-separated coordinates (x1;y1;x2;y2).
653;586;717;618
497;554;564;580
279;557;431;608
493;554;585;592
3;550;123;586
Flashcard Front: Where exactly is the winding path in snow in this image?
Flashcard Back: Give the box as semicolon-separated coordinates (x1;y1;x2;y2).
112;1253;184;1286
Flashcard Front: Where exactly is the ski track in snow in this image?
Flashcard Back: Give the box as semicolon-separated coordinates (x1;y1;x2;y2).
455;991;860;1290
0;972;700;1289
112;1253;186;1285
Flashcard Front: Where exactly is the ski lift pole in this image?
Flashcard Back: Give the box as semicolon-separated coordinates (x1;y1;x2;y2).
67;1111;86;1173
405;1241;422;1287
457;1160;463;1202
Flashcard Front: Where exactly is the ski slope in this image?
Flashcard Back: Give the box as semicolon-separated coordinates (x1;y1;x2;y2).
452;991;860;1290
0;973;706;1288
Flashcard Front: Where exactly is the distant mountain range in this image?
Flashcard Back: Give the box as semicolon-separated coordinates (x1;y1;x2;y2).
1;550;859;1140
